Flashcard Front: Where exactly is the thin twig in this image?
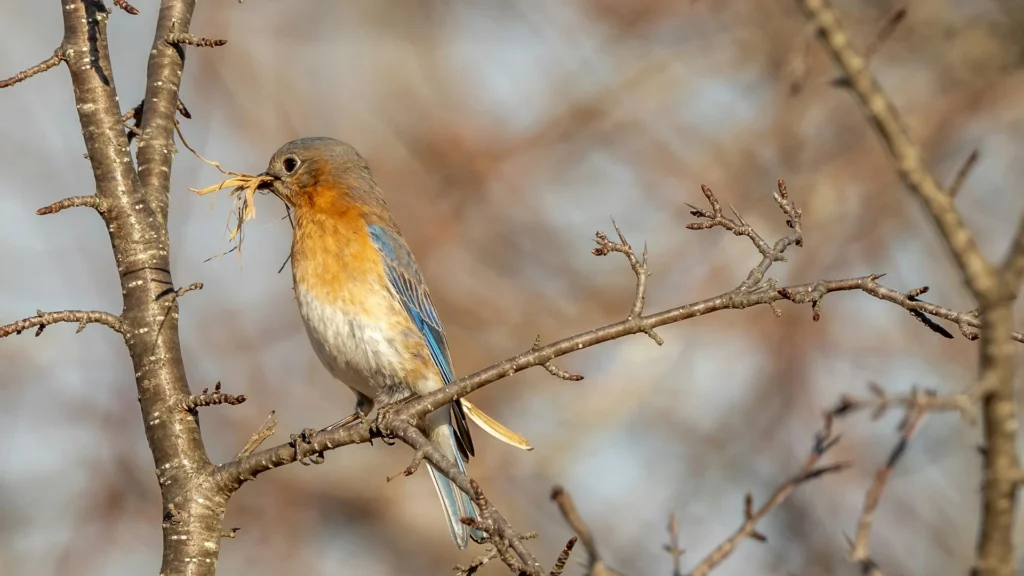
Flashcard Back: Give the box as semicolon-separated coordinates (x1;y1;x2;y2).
36;195;103;216
112;0;140;15
686;179;803;292
180;382;247;411
0;49;65;89
548;537;578;576
534;336;584;381
831;382;981;424
593;220;662;344
551;486;617;575
664;513;685;576
849;406;928;573
688;416;848;576
948;149;979;198
0;309;125;338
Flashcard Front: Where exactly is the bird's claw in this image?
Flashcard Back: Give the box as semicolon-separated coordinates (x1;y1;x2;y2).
290;427;325;466
372;404;400;446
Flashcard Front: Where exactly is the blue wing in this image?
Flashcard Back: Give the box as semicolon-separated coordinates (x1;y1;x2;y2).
368;224;474;459
367;224;455;384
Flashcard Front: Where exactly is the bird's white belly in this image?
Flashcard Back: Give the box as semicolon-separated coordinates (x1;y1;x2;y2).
295;286;408;402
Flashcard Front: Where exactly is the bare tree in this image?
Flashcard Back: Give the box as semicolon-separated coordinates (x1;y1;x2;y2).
1;1;1022;575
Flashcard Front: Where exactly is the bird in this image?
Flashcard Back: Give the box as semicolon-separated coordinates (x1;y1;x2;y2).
256;137;529;548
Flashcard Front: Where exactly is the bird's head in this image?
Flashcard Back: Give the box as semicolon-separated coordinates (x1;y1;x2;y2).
258;137;377;212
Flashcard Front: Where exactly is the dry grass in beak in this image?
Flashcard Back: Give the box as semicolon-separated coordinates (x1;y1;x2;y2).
178;123;273;250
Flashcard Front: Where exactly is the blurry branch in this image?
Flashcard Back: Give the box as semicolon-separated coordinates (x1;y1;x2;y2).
796;2;1024;574
947;149;980;199
0;309;124;338
112;0;139;15
831;382;982;424
548;537;578;576
550;486;620;576
832;396;929;575
180;382;247;411
0;49;65;89
688;416;848;576
664;514;685;576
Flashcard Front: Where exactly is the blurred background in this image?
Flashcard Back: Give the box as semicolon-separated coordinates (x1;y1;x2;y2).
2;0;1024;574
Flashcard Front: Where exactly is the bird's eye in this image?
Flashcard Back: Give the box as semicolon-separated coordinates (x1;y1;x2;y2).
282;155;300;174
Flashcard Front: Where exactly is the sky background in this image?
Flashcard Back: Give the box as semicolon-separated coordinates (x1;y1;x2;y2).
2;1;1024;575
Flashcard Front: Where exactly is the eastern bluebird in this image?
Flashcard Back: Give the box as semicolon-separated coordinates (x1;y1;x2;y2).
257;137;483;548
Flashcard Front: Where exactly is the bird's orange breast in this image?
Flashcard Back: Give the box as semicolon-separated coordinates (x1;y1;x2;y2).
290;200;385;309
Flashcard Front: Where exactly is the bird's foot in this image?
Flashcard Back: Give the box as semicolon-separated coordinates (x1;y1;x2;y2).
371;403;400;446
290;427;325;466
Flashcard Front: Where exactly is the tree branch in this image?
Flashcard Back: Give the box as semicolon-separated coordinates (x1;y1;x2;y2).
135;0;199;225
58;1;220;573
0;309;124;338
688;417;847;576
180;382;247;411
0;49;65;89
36;195;103;216
550;486;620;576
795;2;1023;574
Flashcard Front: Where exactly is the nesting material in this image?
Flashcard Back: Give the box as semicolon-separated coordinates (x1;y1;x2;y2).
179;125;273;246
190;173;272;242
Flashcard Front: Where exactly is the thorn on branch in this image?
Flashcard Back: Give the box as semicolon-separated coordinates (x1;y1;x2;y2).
180;382;247;411
0;49;65;89
166;33;228;48
36;195;102;216
177;98;192;119
112;0;140;15
0;309;125;339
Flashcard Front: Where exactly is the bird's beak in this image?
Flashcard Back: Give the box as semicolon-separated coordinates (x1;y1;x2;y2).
256;171;285;202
